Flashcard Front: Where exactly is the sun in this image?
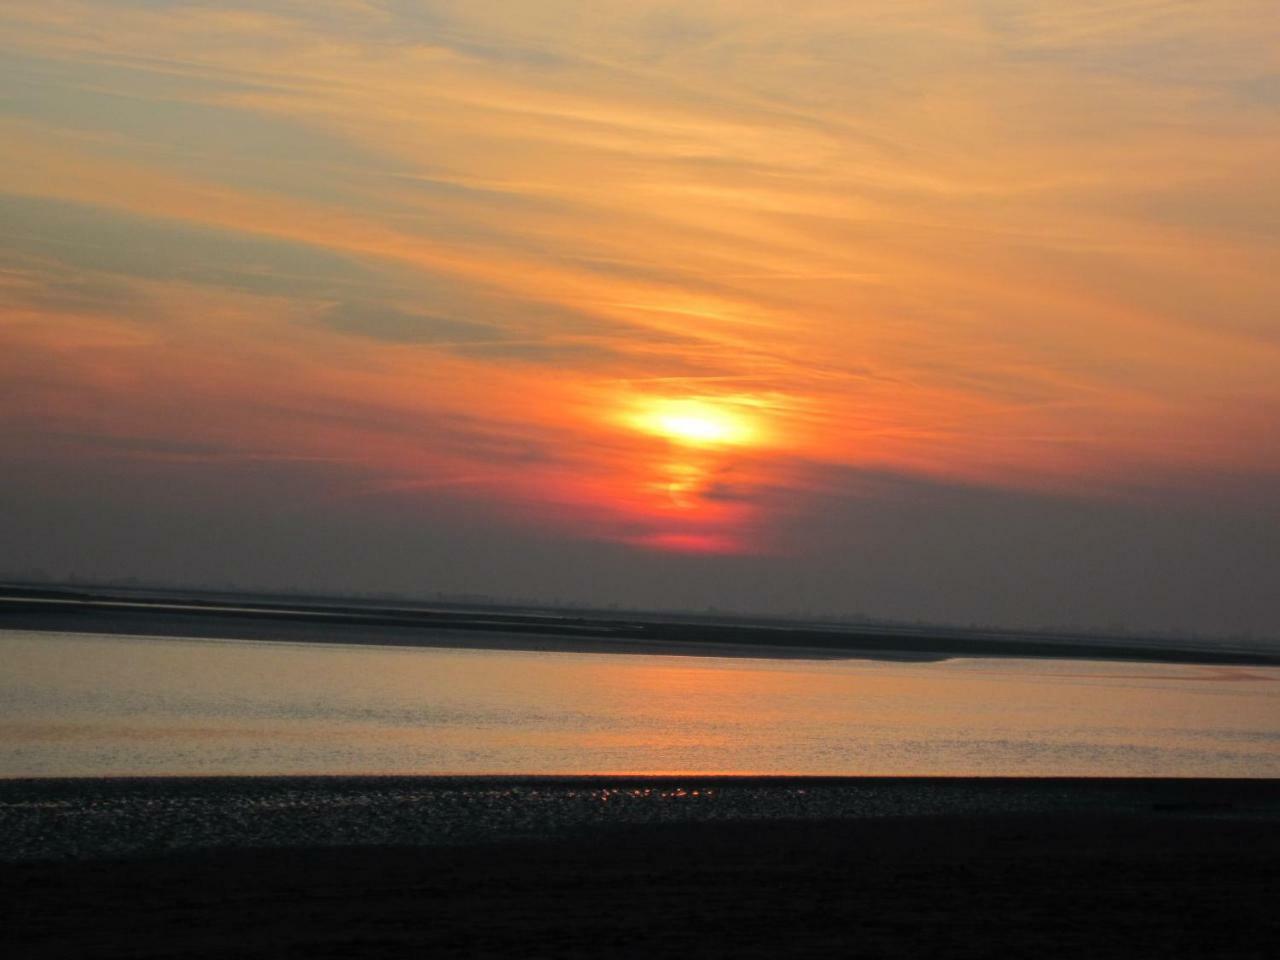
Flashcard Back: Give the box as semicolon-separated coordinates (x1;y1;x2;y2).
629;398;758;447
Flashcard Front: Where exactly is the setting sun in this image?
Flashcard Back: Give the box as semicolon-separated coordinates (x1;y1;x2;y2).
629;399;759;448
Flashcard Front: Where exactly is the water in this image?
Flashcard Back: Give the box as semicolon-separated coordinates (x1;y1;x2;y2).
2;629;1278;778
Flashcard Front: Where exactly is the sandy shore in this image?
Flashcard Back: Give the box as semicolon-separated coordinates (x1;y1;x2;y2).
4;586;1278;666
4;776;1278;958
0;604;872;661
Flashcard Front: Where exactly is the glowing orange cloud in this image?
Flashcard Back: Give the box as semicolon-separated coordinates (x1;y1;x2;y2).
2;0;1279;561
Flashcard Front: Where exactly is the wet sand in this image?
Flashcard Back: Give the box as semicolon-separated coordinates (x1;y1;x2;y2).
3;777;1278;959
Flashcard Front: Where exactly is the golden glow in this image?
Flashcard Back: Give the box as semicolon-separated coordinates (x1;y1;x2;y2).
628;398;760;448
2;1;1278;562
596;394;774;552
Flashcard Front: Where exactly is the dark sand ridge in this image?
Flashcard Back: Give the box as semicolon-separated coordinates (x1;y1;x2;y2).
3;585;1279;665
3;777;1279;958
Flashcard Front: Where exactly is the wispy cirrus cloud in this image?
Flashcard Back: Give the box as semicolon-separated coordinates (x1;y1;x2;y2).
1;1;1278;607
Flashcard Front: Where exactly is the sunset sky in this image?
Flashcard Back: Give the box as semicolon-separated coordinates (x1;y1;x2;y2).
3;1;1278;636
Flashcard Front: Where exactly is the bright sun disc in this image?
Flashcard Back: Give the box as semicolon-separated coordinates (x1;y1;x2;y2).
631;399;757;447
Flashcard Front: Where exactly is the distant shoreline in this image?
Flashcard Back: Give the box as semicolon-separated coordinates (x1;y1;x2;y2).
3;585;1278;667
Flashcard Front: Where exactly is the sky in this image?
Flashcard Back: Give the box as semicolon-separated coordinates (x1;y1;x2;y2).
2;1;1278;637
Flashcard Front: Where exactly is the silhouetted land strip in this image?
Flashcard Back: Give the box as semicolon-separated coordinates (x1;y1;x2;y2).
3;777;1278;958
3;584;1278;666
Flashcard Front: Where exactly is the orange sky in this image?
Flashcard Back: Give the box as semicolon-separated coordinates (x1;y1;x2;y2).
2;2;1279;630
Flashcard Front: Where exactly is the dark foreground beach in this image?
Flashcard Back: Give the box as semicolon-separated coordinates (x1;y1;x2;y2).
3;777;1278;958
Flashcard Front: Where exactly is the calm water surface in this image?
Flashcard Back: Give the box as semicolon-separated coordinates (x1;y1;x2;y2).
2;629;1278;777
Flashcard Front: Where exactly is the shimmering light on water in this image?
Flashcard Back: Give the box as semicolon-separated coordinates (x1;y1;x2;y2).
1;630;1277;777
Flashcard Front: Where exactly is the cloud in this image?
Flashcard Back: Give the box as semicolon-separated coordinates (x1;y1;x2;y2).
317;301;503;344
0;192;384;299
1;1;1278;629
447;338;635;365
41;431;247;460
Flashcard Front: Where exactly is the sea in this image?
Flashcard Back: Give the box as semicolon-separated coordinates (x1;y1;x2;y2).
3;628;1278;779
